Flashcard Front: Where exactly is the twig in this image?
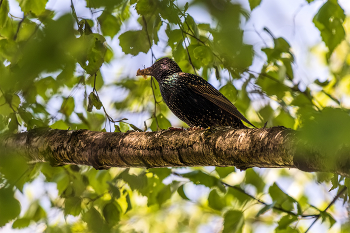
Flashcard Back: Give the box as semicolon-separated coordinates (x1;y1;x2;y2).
172;172;318;218
305;186;347;233
171;3;197;75
142;16;156;61
141;15;159;130
13;15;26;41
150;77;160;130
321;90;341;106
70;0;79;24
0;87;17;113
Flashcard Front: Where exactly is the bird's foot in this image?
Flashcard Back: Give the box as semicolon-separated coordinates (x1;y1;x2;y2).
187;126;206;131
168;127;185;131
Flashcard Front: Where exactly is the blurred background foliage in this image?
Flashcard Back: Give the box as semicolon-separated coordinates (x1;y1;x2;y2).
1;0;350;232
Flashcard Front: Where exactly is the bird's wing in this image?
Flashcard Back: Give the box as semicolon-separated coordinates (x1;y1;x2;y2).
185;74;256;128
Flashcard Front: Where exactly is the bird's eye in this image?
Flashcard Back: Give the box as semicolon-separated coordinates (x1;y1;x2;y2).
161;64;167;69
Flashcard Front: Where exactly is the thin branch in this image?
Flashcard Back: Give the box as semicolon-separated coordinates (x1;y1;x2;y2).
142;16;156;61
321;90;341;106
0;87;17;113
150;77;160;130
172;171;318;218
70;0;79;24
13;15;26;41
305;186;347;233
171;3;197;75
141;15;159;130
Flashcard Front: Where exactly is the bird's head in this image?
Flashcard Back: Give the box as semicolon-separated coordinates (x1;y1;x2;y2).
137;57;182;81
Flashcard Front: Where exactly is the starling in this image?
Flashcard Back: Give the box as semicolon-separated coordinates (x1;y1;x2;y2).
137;57;256;129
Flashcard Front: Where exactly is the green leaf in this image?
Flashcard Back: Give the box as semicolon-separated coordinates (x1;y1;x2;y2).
156;185;173;206
125;193;132;213
193;45;213;66
82;207;105;232
219;83;238;103
0;187;21;227
208;189;225;211
256;202;276;217
12;218;31;229
86;71;104;90
103;202;121;225
314;79;330;87
87;92;103;112
223;210;244;233
23;201;46;222
136;0;156;15
277;215;298;230
185;15;199;38
275;226;300;233
119;121;130;132
55;173;70;195
273;110;295;129
0;0;9;28
86;0;122;8
329;174;339;191
177;185;190;200
150;113;171;131
77;34;107;74
64;197;82;217
320;211;336;228
290;93;312;107
16;18;37;42
269;183;295;211
87;170;111;194
299;108;350;157
226;186;251;205
215;167;235;178
148;168;171;180
120;170;148;191
60;97;75;117
119;30;150;55
184;2;189;12
36;76;57;100
166;28;183;49
98;11;121;38
248;0;262;11
182;170;225;193
256;74;289;99
18;0;48;15
313;1;345;60
50;120;69;130
0;154;29;191
245;169;265;193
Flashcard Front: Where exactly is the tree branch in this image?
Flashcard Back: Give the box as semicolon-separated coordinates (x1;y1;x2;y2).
0;127;349;175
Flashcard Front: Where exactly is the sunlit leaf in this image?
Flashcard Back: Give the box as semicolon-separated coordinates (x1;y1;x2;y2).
0;187;21;227
208;189;225;210
103;202;121;225
119;30;150;55
223;210;244;233
313;1;345;60
215;167;235;179
248;0;261;11
18;0;48;15
98;11;121;38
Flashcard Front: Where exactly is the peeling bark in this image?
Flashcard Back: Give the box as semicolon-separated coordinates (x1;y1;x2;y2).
0;126;349;175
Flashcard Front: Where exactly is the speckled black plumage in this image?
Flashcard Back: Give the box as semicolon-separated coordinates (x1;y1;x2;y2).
138;57;256;129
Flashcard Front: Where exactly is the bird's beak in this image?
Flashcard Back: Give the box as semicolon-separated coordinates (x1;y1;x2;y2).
137;67;153;79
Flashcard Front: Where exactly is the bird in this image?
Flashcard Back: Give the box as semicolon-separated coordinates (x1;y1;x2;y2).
137;57;256;129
